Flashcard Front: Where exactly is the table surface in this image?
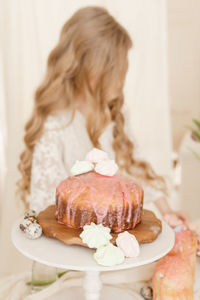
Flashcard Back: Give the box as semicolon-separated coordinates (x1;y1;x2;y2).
11;218;175;272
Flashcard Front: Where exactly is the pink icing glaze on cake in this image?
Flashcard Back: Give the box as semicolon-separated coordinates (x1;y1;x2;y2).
55;171;143;233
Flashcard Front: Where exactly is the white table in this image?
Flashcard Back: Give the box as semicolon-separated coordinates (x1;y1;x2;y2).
12;219;174;300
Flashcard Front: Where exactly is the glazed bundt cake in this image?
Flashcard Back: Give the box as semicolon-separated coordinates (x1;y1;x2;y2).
55;171;143;233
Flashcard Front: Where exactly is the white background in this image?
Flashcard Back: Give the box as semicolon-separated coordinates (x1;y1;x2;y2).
0;0;199;276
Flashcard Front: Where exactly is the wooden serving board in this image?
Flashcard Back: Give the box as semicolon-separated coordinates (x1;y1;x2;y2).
38;205;162;248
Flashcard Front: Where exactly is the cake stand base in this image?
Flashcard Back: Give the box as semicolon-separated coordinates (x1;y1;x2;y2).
46;271;138;300
47;286;134;300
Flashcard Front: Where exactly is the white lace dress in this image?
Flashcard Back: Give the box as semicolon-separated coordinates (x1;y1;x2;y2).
29;109;164;213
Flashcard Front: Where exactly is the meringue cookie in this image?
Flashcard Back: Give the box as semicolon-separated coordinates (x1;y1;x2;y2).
85;148;109;163
80;222;112;249
95;160;118;176
70;160;94;176
116;231;140;258
94;243;125;266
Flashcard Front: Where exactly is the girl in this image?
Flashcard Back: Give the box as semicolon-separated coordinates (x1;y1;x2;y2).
17;5;189;298
18;5;176;216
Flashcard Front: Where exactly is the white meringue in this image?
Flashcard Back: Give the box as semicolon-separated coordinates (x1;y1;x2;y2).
70;160;94;176
94;243;125;266
116;231;140;258
95;160;118;176
85;148;109;163
80;222;112;249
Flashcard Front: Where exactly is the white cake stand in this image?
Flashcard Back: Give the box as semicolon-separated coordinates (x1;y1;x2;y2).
11;219;174;300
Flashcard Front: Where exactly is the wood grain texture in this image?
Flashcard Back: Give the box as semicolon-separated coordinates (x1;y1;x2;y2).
38;205;162;248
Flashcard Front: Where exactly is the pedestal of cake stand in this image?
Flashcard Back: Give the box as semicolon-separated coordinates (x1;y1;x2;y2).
11;219;174;300
82;271;134;300
83;271;102;300
47;279;135;300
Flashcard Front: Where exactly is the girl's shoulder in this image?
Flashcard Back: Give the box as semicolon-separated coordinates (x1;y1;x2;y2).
44;109;74;131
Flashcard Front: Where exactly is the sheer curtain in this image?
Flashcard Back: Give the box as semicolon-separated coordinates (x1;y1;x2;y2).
0;52;7;226
0;0;172;275
0;1;8;272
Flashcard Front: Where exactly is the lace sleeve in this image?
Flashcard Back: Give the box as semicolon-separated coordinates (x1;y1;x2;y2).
30;127;68;213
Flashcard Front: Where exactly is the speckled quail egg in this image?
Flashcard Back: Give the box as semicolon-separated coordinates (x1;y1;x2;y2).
140;286;153;300
25;223;42;239
19;219;32;232
26;216;37;224
24;209;37;219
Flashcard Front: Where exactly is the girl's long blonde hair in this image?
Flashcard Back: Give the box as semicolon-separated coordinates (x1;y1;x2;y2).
18;6;166;208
